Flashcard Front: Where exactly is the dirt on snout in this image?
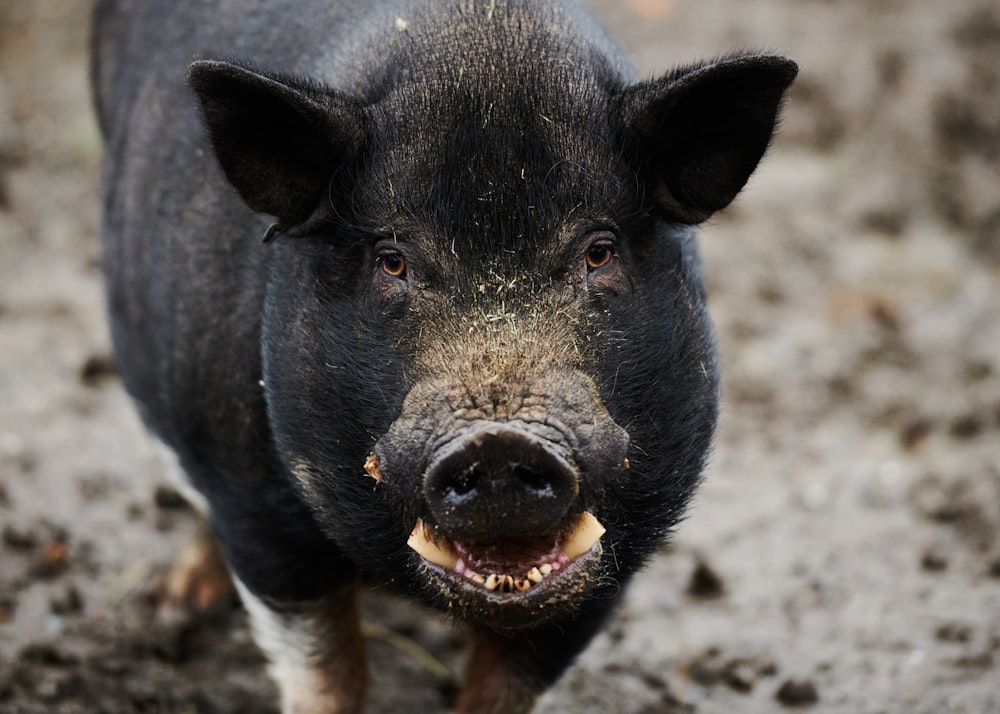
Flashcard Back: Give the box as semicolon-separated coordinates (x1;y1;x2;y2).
1;0;998;712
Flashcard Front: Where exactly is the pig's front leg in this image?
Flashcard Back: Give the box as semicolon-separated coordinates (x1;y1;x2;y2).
457;631;543;714
457;606;616;714
160;522;236;611
235;579;367;714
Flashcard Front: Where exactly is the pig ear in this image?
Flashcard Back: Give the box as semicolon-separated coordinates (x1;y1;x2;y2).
188;60;364;235
622;54;797;224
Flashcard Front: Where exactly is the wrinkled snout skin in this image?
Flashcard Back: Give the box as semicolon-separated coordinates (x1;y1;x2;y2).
92;0;796;711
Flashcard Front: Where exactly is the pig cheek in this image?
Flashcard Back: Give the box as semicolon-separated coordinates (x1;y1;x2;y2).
576;418;631;489
368;414;437;521
263;302;412;530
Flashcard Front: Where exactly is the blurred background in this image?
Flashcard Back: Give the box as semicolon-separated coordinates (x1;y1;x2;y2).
1;0;997;712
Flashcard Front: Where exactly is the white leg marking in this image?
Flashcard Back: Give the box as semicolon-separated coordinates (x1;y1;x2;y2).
234;578;367;714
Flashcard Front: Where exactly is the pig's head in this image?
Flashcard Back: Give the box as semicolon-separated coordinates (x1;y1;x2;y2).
189;11;795;632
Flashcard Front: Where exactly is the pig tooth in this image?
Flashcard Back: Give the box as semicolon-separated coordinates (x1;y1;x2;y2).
406;520;458;570
562;512;606;560
515;578;531;592
471;573;485;585
485;574;499;591
363;453;383;483
503;575;514;592
528;567;543;583
539;563;553;576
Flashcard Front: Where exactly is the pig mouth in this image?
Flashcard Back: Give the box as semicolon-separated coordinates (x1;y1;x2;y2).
370;417;624;628
406;512;607;627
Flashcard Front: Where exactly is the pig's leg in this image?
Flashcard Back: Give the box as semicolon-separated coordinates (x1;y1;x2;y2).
161;521;236;610
153;441;236;610
457;607;616;714
457;632;542;714
235;579;367;714
153;441;365;709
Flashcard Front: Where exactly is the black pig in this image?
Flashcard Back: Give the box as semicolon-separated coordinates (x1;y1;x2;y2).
91;0;795;711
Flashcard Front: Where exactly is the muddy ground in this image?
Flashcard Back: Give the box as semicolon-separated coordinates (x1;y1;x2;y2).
1;0;998;712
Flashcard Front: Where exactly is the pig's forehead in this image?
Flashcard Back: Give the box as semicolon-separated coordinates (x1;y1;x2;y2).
353;57;634;251
355;91;634;260
336;2;643;255
362;3;629;147
367;81;626;196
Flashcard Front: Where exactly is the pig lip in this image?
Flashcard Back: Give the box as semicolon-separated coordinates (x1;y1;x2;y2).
407;513;607;631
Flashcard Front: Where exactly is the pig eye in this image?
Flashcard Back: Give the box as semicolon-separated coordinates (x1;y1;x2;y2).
379;252;407;279
585;242;615;271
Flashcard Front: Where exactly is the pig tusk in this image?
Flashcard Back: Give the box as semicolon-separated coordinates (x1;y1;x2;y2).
407;520;459;570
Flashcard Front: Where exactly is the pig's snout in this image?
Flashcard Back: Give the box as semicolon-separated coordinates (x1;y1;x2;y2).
424;423;579;542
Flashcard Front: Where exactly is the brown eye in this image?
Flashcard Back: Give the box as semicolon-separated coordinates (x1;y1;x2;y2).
380;252;407;278
585;243;614;271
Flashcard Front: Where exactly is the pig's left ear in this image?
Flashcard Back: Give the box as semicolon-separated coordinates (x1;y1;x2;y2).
188;60;365;236
622;54;797;224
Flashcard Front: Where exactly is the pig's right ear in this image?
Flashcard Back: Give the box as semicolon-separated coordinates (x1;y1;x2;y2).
188;60;364;236
622;54;797;224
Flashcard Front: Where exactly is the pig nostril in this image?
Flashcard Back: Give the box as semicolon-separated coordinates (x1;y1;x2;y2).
449;467;481;498
444;465;551;502
511;465;553;497
424;424;578;541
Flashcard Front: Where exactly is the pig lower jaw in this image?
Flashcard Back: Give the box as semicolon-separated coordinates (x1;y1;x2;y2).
407;512;606;597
